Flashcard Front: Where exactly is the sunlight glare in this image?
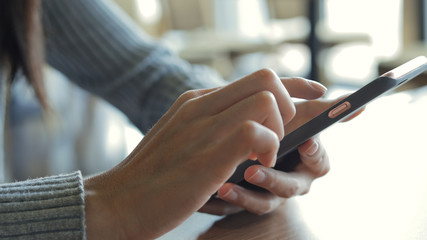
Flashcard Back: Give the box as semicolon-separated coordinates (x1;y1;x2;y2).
137;0;162;24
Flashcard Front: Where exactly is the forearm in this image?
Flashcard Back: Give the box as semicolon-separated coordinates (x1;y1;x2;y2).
0;172;85;239
42;0;226;134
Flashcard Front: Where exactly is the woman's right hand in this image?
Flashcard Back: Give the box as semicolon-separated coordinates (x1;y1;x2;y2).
83;69;326;239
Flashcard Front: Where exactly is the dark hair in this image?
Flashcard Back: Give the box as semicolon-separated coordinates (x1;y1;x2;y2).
0;0;47;108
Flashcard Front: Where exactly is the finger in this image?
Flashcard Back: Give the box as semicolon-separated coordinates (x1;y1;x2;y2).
342;107;365;122
285;99;340;133
198;197;243;216
217;183;284;215
281;77;327;99
200;69;296;125
243;165;312;198
137;88;219;151
297;138;330;177
153;88;220;130
209;121;280;179
216;91;284;140
285;94;363;133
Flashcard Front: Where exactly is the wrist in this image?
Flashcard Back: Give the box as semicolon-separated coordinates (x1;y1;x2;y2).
84;174;122;239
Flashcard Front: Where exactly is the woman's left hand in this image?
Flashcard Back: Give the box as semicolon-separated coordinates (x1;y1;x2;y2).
199;78;360;216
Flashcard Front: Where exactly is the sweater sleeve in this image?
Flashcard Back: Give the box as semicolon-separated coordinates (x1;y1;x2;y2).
41;0;227;134
0;172;85;239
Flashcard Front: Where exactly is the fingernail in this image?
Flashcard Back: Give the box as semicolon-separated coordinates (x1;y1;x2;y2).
222;189;238;201
247;169;266;184
306;141;319;156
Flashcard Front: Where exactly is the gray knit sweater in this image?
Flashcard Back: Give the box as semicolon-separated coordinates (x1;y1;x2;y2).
0;0;224;238
0;172;85;239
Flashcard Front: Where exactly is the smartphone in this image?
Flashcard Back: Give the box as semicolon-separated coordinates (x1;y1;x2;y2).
227;56;427;191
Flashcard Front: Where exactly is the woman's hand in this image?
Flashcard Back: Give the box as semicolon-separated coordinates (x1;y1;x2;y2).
200;136;328;216
83;70;329;239
199;80;363;216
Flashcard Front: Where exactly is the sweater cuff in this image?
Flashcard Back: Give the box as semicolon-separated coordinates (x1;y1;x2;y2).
0;171;85;239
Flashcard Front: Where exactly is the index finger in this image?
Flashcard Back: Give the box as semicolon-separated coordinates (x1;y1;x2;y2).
281;77;327;100
200;69;295;125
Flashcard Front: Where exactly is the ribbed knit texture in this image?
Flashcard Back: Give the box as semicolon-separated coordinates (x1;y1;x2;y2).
0;171;85;239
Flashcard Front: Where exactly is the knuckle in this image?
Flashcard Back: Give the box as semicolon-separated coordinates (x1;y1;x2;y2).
264;171;279;190
177;100;197;120
254;91;284;139
286;184;299;198
176;90;195;106
176;94;204;120
180;89;200;101
233;121;259;157
280;179;300;198
254;201;274;215
256;68;278;82
237;194;250;210
251;68;280;89
174;90;203;119
256;91;276;106
238;121;257;142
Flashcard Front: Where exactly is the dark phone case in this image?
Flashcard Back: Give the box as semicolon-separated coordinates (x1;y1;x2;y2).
227;76;401;191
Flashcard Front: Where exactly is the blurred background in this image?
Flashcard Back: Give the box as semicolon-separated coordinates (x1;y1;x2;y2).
4;0;427;182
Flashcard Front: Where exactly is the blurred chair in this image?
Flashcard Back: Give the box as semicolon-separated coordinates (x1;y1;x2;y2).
159;0;312;80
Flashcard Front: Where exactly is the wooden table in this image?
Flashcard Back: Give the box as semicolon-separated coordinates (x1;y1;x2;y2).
159;87;427;240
